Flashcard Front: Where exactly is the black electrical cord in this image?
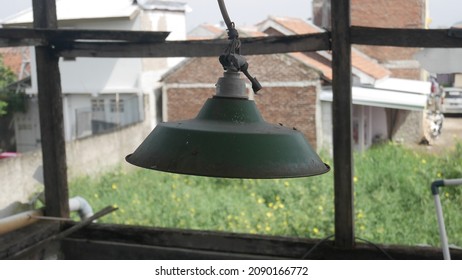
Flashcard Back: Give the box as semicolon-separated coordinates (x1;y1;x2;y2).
355;236;394;260
216;0;262;93
301;235;394;260
301;234;335;259
217;0;233;30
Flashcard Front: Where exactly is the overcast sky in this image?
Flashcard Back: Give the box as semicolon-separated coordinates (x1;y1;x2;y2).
0;0;460;30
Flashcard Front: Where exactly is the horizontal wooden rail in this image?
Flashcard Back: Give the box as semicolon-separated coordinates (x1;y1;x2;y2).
54;32;331;58
2;26;462;55
351;26;462;48
0;28;170;48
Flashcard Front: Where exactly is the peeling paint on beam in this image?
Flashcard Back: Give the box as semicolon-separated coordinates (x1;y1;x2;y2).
54;33;331;58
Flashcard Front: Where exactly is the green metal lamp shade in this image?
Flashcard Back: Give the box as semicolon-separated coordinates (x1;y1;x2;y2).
126;97;330;178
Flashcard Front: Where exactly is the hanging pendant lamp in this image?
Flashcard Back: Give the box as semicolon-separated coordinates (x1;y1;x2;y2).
125;0;330;179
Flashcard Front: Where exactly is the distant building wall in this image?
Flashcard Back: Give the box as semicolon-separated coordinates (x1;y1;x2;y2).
0;96;152;210
163;54;323;150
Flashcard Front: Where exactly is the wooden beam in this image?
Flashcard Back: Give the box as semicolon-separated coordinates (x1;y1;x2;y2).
331;0;355;249
54;33;331;58
0;28;169;48
351;26;462;48
33;0;70;218
0;221;60;259
61;223;462;260
2;26;462;53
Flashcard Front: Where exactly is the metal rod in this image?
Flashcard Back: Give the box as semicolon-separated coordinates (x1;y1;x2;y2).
433;194;451;260
28;215;74;222
7;206;117;259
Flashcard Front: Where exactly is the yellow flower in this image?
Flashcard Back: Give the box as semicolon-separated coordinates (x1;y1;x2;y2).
111;183;117;190
94;193;99;199
257;198;265;204
318;205;323;212
268;202;274;208
354;176;358;183
312;227;319;234
421;159;427;164
437;172;442;178
284;181;290;187
360;225;366;231
265;226;271;232
266;211;273;218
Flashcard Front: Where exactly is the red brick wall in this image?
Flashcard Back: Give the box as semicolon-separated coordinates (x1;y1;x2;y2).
351;0;425;28
164;54;321;149
312;0;426;80
167;88;215;121
167;85;319;149
351;0;426;80
255;86;318;148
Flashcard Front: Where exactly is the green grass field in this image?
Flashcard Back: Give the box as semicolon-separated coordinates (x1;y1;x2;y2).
69;142;462;247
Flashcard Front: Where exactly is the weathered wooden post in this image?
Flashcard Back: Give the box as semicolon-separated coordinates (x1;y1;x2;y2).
331;0;355;249
32;0;70;218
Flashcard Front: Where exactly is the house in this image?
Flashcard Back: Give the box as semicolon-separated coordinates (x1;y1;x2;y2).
162;53;324;150
162;17;427;153
1;0;189;152
312;0;428;80
255;16;429;151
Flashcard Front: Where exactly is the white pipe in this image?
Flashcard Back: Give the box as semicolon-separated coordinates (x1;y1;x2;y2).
433;193;451;260
0;209;43;235
0;196;94;236
69;196;94;220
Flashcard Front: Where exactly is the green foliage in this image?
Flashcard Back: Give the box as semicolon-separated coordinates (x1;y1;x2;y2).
0;100;7;116
0;55;22;116
69;142;462;247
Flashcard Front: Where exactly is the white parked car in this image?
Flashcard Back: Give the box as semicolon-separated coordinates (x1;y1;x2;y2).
442;87;462;114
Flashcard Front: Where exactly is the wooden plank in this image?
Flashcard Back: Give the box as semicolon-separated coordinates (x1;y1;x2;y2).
351;26;462;48
331;0;355;249
33;0;70;218
0;28;169;47
0;221;60;259
61;223;462;260
62;239;280;260
54;33;331;58
2;26;462;53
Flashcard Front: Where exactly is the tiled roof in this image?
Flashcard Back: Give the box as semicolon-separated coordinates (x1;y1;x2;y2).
289;52;332;80
258;16;390;81
351;49;390;80
269;16;323;34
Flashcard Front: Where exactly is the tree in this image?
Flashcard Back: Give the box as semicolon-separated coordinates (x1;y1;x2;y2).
0;55;19;116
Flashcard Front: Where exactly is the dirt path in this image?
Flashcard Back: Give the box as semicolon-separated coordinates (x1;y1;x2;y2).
417;115;462;154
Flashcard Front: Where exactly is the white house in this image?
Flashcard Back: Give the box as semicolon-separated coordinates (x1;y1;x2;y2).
1;0;189;152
